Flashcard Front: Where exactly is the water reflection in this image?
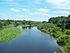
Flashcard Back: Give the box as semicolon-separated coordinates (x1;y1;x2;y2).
0;27;61;53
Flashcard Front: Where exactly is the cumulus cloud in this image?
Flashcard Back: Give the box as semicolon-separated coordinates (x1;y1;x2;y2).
37;8;49;13
10;8;28;13
45;0;70;9
0;0;17;5
45;0;68;5
10;8;20;12
52;10;70;16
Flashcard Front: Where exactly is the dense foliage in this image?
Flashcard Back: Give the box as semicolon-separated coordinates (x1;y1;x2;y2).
0;20;22;42
37;15;70;53
0;27;20;42
49;15;70;30
0;20;39;41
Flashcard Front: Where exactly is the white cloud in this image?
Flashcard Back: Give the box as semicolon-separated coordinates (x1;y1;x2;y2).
10;8;20;12
46;0;68;5
52;10;70;15
45;0;70;9
26;8;49;16
37;8;49;13
0;2;17;5
22;8;27;11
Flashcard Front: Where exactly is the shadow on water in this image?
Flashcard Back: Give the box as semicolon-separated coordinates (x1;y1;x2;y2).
28;26;32;29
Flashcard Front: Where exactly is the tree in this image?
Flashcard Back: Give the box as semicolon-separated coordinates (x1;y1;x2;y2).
0;22;2;29
68;15;70;17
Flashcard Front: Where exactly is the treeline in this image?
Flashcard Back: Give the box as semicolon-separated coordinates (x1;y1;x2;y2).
0;20;39;41
49;15;70;31
0;20;40;29
0;20;20;28
37;15;70;53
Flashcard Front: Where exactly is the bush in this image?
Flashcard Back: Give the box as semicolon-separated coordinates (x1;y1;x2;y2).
0;27;21;42
65;30;70;35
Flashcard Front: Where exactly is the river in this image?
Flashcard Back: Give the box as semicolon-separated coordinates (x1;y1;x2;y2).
0;27;61;53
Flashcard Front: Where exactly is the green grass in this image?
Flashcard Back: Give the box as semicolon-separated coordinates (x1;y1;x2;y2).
22;25;30;28
0;27;21;42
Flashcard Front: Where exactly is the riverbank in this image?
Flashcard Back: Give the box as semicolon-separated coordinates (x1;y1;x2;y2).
0;27;61;53
38;28;64;53
37;23;70;53
0;27;21;42
21;24;33;28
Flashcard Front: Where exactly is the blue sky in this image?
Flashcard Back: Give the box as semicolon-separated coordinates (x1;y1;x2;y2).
0;0;70;21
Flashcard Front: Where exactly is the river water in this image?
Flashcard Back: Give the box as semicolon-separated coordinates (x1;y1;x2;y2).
0;27;61;53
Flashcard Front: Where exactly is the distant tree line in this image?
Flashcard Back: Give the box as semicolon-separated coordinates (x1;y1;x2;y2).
48;15;70;31
0;19;40;29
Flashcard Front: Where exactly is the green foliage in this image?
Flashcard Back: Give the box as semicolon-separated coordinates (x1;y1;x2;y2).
0;22;2;29
37;15;70;53
48;15;70;31
65;30;70;35
0;27;21;42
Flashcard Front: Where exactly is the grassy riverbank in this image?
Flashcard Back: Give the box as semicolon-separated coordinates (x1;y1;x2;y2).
0;27;21;42
37;23;70;53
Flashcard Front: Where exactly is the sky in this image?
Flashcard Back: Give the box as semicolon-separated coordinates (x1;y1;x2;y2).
0;0;70;21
